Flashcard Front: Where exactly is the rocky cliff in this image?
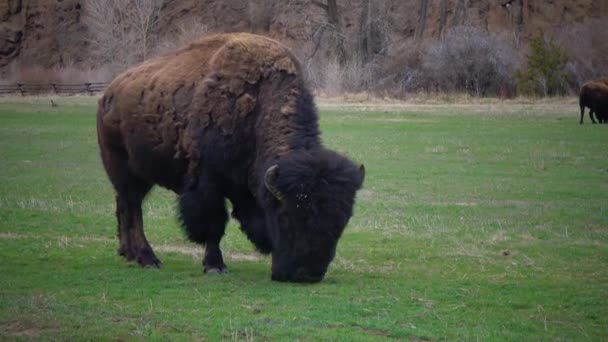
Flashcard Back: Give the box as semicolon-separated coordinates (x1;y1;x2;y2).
1;0;606;78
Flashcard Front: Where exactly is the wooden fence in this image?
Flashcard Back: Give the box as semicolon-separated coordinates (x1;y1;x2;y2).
0;82;109;96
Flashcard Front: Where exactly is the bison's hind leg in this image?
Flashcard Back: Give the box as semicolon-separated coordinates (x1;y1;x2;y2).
590;110;598;124
114;181;161;268
179;181;229;274
101;146;161;268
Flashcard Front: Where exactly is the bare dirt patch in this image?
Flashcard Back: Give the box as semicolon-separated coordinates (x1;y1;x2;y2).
154;244;264;262
430;201;478;207
1;321;40;338
0;231;264;262
0;232;30;240
0;320;59;338
368;118;439;123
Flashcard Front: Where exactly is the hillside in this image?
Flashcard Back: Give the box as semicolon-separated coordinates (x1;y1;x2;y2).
1;0;607;91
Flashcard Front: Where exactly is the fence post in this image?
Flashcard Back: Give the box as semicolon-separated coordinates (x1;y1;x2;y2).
17;83;25;96
51;83;58;94
85;83;93;96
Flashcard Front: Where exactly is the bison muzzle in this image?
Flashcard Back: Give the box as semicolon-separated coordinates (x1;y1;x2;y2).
96;33;365;283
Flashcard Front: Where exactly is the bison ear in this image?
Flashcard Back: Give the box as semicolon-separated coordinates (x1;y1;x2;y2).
359;164;365;183
264;165;284;201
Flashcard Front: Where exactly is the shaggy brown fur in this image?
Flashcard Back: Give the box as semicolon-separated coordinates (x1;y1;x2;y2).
579;78;608;124
97;33;364;282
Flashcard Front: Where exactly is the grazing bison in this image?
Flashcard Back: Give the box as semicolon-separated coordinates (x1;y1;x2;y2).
579;78;608;124
96;33;365;283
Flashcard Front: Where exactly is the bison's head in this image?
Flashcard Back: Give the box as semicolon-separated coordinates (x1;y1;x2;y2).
260;149;364;283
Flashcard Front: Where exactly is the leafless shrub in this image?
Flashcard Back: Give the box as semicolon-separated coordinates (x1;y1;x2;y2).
421;26;519;96
303;54;377;95
340;56;376;92
358;0;393;62
7;65;60;85
155;19;210;55
83;0;164;75
5;64;111;84
293;0;396;95
370;41;427;97
247;1;277;32
548;17;608;90
54;66;112;84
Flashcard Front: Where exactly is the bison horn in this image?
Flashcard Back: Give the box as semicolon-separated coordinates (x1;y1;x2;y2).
264;165;284;201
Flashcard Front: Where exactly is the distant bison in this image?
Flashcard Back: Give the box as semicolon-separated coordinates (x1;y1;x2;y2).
97;33;365;283
579;78;608;124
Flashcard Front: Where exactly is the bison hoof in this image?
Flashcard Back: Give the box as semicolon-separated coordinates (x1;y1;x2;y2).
204;266;227;274
144;263;161;269
136;249;162;269
118;245;138;261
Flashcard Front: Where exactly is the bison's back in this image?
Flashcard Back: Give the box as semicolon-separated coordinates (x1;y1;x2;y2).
97;33;303;192
580;81;608;109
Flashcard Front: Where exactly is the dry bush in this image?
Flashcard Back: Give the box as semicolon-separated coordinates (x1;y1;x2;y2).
312;58;342;95
0;63;110;95
3;62;111;85
548;17;608;90
421;26;519;97
293;0;396;95
371;40;426;97
247;1;278;32
53;66;112;84
6;65;60;84
303;54;377;95
155;19;210;55
83;0;164;75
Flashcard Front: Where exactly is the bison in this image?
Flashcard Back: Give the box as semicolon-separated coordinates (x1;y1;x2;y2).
96;33;365;283
579;78;608;124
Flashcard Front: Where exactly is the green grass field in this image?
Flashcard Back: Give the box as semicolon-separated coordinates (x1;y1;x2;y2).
0;96;606;340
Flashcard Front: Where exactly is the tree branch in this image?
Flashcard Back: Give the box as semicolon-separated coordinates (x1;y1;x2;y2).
311;0;328;12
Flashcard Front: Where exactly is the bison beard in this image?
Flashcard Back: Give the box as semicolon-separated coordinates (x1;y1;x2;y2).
96;33;364;283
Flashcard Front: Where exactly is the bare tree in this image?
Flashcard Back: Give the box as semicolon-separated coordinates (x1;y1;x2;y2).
302;0;396;94
247;0;277;32
358;0;391;62
131;0;163;61
84;0;163;74
360;0;373;57
155;19;209;54
416;0;428;40
452;0;468;26
439;0;447;36
311;0;347;65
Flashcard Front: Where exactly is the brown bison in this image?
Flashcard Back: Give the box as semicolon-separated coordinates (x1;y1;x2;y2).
96;33;365;283
579;78;608;124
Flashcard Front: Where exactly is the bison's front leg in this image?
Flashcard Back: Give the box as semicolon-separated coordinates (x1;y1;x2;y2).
179;184;229;274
